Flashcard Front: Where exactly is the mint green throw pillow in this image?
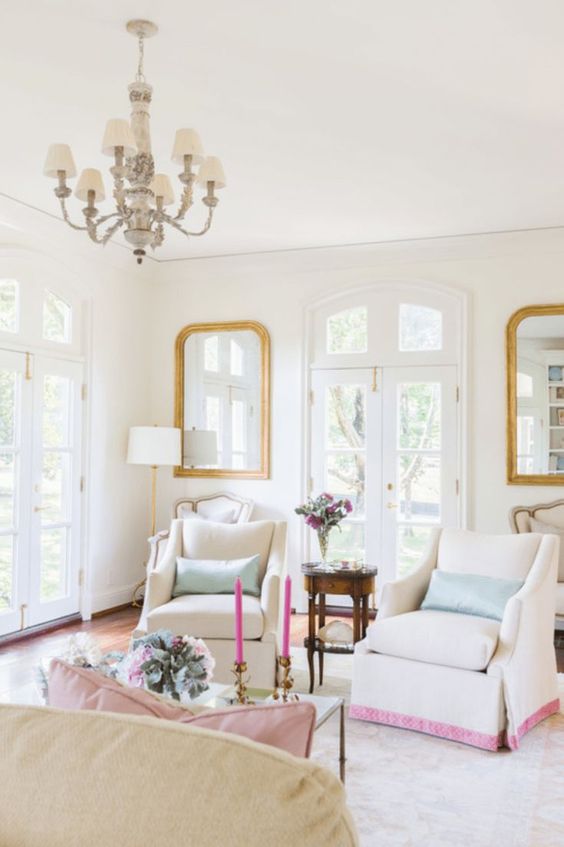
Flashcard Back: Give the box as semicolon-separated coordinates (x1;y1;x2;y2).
172;555;261;598
420;570;523;622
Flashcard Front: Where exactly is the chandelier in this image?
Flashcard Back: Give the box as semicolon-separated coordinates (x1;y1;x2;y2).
43;20;225;264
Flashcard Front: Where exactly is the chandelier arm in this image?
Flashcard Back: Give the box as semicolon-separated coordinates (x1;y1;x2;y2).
59;198;88;231
86;215;125;245
173;183;194;221
162;208;214;237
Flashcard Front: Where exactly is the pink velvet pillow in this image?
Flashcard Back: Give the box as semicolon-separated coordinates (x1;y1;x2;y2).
48;659;315;758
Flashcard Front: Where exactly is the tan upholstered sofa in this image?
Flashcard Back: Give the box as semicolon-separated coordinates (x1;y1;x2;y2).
510;499;564;628
0;704;358;847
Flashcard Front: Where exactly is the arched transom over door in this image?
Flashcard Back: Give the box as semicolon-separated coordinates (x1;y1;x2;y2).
308;283;463;600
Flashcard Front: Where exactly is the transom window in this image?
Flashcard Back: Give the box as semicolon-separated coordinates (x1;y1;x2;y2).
43;290;72;344
327;306;368;354
399;304;442;352
0;280;18;334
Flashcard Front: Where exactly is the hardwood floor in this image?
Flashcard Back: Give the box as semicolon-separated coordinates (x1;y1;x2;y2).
1;608;563;704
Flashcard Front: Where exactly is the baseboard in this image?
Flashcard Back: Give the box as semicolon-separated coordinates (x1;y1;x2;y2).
91;584;137;615
0;613;82;646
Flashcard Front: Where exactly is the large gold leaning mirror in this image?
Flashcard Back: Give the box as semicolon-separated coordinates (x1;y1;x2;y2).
174;321;270;478
507;304;564;484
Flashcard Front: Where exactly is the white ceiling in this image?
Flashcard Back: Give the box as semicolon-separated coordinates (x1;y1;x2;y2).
2;0;564;260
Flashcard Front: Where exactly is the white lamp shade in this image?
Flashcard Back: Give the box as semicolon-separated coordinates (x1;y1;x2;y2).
75;168;106;203
197;156;226;189
171;128;204;165
127;426;181;466
43;144;77;179
183;429;218;467
150;173;175;206
102;119;137;157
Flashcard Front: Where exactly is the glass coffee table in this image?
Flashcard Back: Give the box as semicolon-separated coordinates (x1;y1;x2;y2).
192;683;346;782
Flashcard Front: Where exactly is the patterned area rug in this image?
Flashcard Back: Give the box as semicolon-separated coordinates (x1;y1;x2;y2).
291;650;564;847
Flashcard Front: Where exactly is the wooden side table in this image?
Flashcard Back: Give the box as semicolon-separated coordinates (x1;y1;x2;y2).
301;563;377;694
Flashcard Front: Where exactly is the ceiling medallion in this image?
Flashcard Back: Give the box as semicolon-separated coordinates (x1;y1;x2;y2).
43;20;225;264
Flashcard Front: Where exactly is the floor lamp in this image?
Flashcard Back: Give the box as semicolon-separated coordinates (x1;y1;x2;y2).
127;425;181;605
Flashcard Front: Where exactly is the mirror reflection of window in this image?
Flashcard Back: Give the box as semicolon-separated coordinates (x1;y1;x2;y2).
515;313;564;476
184;329;261;471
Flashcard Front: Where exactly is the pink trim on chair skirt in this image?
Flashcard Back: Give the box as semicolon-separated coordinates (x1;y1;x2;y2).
506;699;560;750
350;698;561;751
349;704;505;751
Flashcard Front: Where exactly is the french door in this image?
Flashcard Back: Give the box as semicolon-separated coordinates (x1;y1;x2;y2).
310;364;458;600
0;350;82;636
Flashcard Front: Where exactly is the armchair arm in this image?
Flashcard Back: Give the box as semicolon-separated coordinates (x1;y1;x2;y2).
137;520;183;632
146;530;170;577
378;528;441;620
487;533;559;748
260;522;287;641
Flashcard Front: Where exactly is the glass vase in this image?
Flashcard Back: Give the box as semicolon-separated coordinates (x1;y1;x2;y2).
317;529;331;564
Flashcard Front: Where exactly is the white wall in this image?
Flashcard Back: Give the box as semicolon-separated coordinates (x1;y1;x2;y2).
149;227;564;600
6;191;564;616
0;197;153;615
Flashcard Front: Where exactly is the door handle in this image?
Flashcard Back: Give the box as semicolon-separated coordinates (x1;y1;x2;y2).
33;506;47;512
386;502;398;510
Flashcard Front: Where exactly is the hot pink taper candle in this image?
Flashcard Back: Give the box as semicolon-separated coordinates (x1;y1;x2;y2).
234;577;244;664
282;575;292;658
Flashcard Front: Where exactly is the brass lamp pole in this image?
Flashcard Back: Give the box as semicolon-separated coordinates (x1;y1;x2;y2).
127;426;181;605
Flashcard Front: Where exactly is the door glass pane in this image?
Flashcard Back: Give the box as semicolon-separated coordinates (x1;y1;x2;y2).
398;382;441;449
0;454;15;529
397;525;433;577
399;455;441;522
327;522;365;563
43;375;71;447
399;304;442;352
42;452;69;523
327;307;368;354
327;385;366;449
0;370;17;447
40;527;68;602
327;453;365;515
43;290;71;343
0;535;13;612
232;400;246;453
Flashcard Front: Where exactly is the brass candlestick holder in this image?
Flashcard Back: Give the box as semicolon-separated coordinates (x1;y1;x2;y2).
231;661;254;705
272;655;299;703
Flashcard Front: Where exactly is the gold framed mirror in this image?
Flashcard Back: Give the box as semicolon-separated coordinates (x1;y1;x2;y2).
174;320;270;478
507;304;564;484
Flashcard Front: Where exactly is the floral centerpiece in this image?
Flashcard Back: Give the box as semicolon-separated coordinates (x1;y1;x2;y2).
37;629;215;705
295;492;353;563
111;630;215;702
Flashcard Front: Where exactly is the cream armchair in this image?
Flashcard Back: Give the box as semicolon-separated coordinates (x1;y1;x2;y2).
138;519;287;688
351;528;560;750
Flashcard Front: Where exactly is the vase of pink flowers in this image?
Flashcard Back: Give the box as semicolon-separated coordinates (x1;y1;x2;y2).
295;493;353;564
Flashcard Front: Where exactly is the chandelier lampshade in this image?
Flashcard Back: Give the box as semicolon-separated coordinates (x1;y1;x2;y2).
43;144;77;179
197;156;227;190
45;20;225;264
75;169;106;203
171;129;204;165
101;119;138;157
151;174;175;206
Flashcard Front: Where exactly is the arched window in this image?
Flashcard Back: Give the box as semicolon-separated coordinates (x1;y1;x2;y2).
399;303;442;352
43;290;72;344
327;306;367;354
0;280;18;334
